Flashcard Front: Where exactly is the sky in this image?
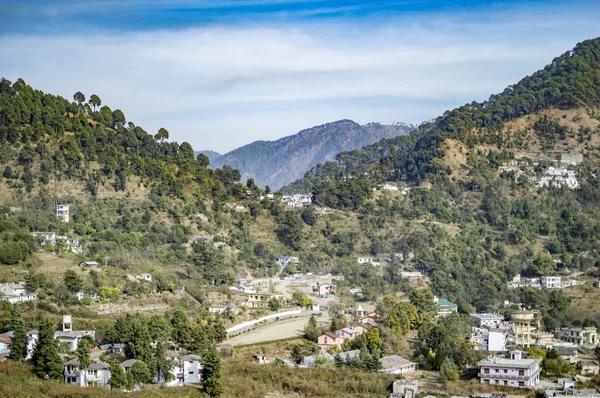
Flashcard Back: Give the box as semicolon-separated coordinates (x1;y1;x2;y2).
1;1;600;153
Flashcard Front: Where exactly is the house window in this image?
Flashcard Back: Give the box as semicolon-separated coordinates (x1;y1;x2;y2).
518;370;524;376
484;369;490;374
189;371;194;374
519;381;524;387
504;369;508;373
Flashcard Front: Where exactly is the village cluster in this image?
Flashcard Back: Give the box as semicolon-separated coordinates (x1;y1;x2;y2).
500;153;583;190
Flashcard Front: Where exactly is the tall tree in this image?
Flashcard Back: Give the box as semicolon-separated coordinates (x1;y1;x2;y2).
63;270;83;293
108;360;128;390
154;127;169;143
202;345;224;397
73;91;85;106
76;336;92;373
8;306;27;361
169;308;190;347
32;314;63;379
88;94;101;111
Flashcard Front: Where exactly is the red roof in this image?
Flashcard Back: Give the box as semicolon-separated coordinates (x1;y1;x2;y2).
0;335;12;345
91;347;102;352
324;332;340;340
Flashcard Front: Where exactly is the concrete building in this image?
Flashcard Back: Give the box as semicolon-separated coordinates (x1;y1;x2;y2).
478;350;541;389
541;276;562;289
64;359;111;388
471;313;505;328
244;292;283;309
512;310;541;348
0;282;37;304
545;379;600;398
391;380;419;398
181;354;203;383
277;256;299;268
555;327;598;346
434;296;458;317
55;204;70;223
471;327;508;352
379;355;416;375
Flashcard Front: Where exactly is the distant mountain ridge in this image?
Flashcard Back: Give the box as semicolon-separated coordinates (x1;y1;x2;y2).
210;119;416;190
194;150;222;164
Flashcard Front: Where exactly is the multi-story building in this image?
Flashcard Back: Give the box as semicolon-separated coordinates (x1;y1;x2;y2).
471;327;508;352
541;276;562;289
555;327;598;346
434;296;458;317
243;292;283;309
545;380;600;398
64;359;111;388
54;204;70;223
0;282;37;304
471;313;505;328
478;350;541;389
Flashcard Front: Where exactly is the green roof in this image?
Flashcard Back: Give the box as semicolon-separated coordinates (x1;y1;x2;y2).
438;299;457;308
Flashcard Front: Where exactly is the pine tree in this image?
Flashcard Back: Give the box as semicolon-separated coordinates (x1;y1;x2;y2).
8;306;27;361
108;360;128;389
32;315;63;379
76;336;92;373
202;345;224;397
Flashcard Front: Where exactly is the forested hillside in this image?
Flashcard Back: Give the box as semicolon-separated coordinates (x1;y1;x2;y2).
277;37;600;321
1;38;600;327
211;120;414;190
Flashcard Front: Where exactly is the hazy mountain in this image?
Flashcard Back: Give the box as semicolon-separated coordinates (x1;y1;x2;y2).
194;150;222;164
210;120;416;190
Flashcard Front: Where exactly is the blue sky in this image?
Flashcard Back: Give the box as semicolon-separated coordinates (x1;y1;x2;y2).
2;0;600;152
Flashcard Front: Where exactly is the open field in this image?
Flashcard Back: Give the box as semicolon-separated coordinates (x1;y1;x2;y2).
226;316;313;346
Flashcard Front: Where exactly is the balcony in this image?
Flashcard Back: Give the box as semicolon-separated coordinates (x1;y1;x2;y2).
479;369;540;380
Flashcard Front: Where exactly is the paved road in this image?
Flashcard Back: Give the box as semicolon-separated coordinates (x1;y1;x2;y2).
226;315;331;346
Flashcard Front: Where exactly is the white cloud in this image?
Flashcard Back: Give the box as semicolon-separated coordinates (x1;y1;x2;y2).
1;3;599;153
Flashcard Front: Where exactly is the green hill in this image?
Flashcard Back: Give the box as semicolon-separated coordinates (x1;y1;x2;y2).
1;38;600;325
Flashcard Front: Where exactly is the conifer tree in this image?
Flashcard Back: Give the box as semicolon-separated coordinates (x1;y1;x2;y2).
8;306;27;361
76;336;92;373
202;345;224;397
32;314;63;379
108;360;128;389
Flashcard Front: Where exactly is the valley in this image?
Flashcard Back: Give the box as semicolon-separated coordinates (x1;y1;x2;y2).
0;32;600;398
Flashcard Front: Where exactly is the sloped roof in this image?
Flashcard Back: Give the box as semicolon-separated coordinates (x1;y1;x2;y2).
181;354;202;362
380;355;415;370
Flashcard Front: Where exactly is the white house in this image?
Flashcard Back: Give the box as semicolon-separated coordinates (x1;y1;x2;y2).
379;355;416;374
277;256;299;268
64;359;111;388
31;231;57;246
27;315;96;359
378;184;399;191
0;282;37;304
80;261;100;268
181;354;203;383
471;327;508;352
135;274;152;282
470;313;505;328
541;276;562;289
55;204;70;223
357;257;373;264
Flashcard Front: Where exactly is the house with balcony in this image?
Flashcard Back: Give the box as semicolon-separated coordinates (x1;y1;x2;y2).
541;276;562;289
64;359;110;388
478;350;541;389
555;327;598;346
